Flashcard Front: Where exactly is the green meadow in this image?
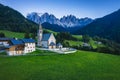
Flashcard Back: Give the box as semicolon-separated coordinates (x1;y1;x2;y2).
0;50;120;80
0;30;24;38
0;29;56;39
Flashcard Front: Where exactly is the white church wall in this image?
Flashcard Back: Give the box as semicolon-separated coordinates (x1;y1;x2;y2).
48;34;56;45
41;41;48;48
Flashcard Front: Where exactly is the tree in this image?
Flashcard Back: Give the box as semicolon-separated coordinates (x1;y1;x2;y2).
82;35;90;43
24;32;30;39
56;32;78;43
0;32;5;37
63;41;70;47
31;33;36;39
93;36;100;41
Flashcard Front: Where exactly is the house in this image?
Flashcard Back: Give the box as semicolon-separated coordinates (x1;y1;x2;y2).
95;41;102;45
37;25;56;49
0;38;36;56
21;39;36;53
0;38;11;46
5;39;25;55
82;43;91;47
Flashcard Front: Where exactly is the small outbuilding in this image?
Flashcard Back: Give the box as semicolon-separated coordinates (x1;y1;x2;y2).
57;43;63;49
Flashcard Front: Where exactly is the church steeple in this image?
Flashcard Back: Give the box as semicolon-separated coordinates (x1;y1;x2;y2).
37;24;43;46
39;24;42;30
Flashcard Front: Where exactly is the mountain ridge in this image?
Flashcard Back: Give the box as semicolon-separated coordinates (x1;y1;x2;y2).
76;9;120;43
27;12;93;28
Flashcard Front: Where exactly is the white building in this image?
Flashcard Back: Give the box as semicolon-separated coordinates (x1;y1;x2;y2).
37;25;56;49
0;38;36;56
21;39;36;53
57;43;63;49
0;38;11;47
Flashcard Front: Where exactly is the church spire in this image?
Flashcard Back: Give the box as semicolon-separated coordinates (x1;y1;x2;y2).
37;24;43;47
39;24;42;30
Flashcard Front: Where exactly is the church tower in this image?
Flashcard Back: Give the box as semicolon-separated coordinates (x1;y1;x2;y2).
37;24;43;47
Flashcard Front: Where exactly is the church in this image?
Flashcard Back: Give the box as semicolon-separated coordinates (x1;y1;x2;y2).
37;25;56;49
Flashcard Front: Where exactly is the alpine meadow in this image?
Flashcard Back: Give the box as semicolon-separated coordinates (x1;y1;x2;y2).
0;0;120;80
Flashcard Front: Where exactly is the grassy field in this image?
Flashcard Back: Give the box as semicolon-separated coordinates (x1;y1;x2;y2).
0;50;120;80
0;30;24;38
0;30;104;49
0;29;56;39
67;36;105;49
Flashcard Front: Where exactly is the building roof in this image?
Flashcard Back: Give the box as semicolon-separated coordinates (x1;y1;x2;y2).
49;42;56;46
82;43;90;47
21;39;35;43
57;43;62;46
42;33;51;41
5;46;11;48
10;39;23;45
0;38;12;41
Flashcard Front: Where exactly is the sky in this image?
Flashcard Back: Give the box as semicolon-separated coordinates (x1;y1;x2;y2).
0;0;120;19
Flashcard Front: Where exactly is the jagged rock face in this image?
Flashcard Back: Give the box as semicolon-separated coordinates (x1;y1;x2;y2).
27;12;93;27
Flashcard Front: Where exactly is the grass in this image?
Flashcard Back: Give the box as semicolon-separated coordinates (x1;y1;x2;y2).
0;30;24;38
0;30;104;49
0;51;7;55
89;38;105;49
72;35;83;40
68;35;105;49
66;40;83;46
44;29;57;35
0;50;120;80
28;49;58;55
0;29;56;39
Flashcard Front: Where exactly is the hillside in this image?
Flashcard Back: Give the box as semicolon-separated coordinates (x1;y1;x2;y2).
0;29;56;39
0;50;120;80
42;22;67;32
0;30;24;38
1;30;120;55
0;4;38;33
77;9;120;43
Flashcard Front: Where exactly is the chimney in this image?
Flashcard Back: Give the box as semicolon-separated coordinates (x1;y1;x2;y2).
15;38;18;40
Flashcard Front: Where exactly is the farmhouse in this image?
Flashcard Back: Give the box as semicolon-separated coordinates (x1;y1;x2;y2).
21;39;36;53
37;25;56;49
0;38;36;55
6;39;25;55
0;38;12;47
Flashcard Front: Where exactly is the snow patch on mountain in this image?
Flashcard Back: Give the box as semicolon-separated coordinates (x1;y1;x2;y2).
27;12;93;27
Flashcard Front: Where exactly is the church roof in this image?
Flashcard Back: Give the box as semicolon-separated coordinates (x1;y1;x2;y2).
49;42;56;46
42;33;52;41
0;38;13;41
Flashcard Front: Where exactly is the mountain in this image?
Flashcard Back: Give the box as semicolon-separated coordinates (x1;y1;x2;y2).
0;4;38;33
76;9;120;43
60;15;92;27
27;12;93;28
41;22;67;32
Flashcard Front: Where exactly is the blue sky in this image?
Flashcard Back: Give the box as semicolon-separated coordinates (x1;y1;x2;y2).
0;0;120;19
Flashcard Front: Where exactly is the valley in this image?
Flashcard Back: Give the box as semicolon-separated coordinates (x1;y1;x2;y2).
0;50;120;80
0;1;120;80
